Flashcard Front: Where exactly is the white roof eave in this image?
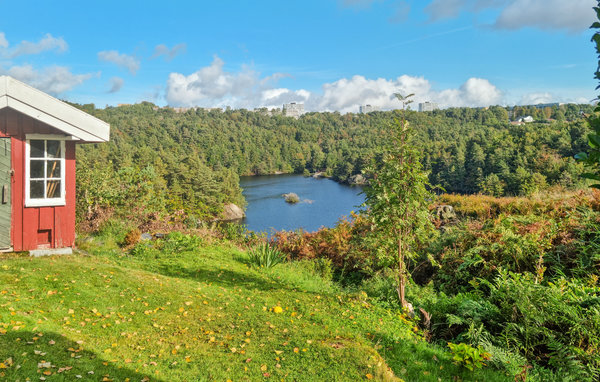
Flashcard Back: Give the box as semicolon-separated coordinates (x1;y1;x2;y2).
0;76;109;143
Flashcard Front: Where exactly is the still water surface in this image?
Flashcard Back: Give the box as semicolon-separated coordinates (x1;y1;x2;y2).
240;174;364;233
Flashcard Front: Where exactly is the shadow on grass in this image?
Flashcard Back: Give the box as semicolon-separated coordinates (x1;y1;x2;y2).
0;331;163;381
133;255;295;294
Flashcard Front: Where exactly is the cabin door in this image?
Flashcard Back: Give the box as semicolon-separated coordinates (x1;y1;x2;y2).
0;138;10;249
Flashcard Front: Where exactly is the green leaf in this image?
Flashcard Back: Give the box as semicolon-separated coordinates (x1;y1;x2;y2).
589;134;600;149
582;173;600;181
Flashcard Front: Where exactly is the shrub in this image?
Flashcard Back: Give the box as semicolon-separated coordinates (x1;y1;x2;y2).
360;270;400;308
129;231;202;258
122;228;141;247
160;232;203;253
420;271;600;381
447;342;491;371
130;241;159;258
95;218;131;245
272;215;374;277
218;222;248;242
299;258;334;282
247;242;286;268
184;214;199;229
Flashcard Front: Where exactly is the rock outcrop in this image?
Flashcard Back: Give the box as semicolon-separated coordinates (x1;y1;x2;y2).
348;174;368;185
222;203;245;220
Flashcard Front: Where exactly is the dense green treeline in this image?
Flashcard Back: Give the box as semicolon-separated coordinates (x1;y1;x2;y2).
75;102;593;221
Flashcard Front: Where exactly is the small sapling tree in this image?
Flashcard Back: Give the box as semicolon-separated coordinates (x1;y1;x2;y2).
362;93;435;309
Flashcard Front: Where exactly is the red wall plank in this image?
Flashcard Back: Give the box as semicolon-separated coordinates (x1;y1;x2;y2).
53;142;76;248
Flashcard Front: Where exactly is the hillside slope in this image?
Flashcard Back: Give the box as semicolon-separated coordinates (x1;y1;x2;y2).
0;236;510;381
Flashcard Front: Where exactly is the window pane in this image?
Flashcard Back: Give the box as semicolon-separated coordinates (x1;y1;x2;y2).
46;181;61;198
30;180;44;198
46;141;61;158
30;140;45;158
47;160;61;178
30;160;44;178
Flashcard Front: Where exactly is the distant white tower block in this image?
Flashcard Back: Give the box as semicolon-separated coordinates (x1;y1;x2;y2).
419;102;439;112
283;102;305;118
359;104;378;113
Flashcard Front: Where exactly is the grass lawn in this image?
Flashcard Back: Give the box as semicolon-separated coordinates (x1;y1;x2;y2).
0;233;512;381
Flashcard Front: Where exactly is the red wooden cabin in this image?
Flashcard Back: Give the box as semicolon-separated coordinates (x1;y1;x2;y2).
0;76;109;254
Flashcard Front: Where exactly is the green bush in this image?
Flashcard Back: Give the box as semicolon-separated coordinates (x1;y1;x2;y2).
419;271;600;381
429;214;556;293
219;222;248;242
129;232;202;258
130;241;159;258
298;258;334;282
360;270;400;308
160;232;203;253
96;219;132;245
447;342;491;371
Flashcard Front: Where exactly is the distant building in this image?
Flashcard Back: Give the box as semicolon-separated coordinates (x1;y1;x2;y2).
533;103;564;109
172;107;197;113
359;104;378;114
419;102;438;112
283;102;304;118
254;108;282;116
516;116;534;123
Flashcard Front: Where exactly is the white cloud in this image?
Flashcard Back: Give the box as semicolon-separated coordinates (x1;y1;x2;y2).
108;76;124;93
260;88;311;109
313;75;502;113
494;0;596;32
98;50;140;75
6;33;68;58
458;77;503;105
2;64;95;95
151;43;187;60
424;0;595;32
165;56;297;108
165;57;505;112
519;92;554;105
516;92;594;105
0;33;8;49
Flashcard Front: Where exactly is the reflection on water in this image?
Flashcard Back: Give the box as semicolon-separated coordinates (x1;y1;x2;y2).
239;174;364;234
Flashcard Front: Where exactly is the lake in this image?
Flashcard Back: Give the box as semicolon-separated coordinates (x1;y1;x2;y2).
239;174;365;234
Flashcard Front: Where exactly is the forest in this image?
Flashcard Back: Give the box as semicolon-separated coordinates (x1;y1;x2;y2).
75;101;593;224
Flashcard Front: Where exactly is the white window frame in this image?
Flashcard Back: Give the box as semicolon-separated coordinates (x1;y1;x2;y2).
25;134;67;207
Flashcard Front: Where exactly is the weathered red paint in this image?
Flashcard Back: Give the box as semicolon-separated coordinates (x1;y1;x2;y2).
0;108;76;251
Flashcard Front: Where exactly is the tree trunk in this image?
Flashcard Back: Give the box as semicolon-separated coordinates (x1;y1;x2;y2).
397;237;409;310
397;274;407;309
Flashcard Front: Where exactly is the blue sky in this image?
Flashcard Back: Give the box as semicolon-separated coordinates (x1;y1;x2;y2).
0;0;596;112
